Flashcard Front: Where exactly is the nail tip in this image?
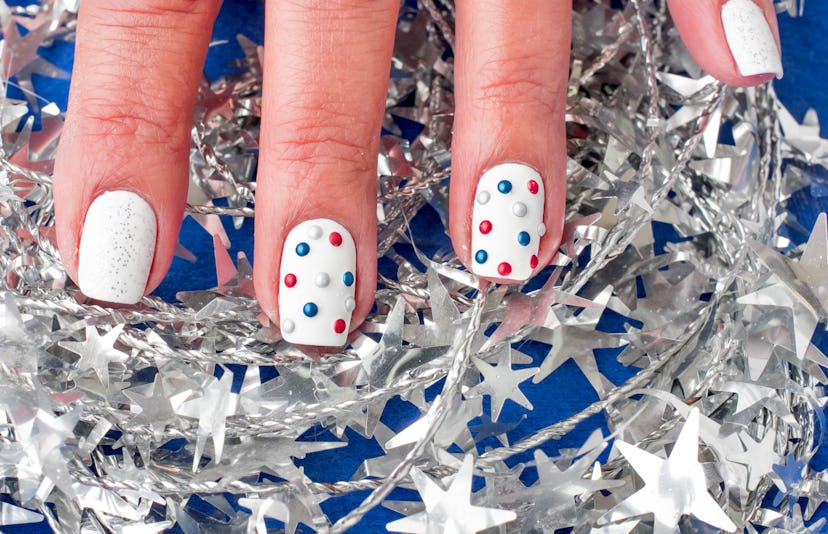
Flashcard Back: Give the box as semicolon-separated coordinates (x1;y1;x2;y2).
471;163;544;286
79;286;143;305
78;190;156;308
721;0;783;83
278;218;356;346
282;333;349;348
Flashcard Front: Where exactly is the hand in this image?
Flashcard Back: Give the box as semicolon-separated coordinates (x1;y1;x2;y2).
53;0;782;347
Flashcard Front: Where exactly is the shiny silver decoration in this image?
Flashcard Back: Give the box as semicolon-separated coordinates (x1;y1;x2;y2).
0;0;824;532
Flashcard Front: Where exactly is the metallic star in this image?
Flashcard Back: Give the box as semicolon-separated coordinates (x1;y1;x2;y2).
715;380;796;425
602;408;737;533
176;370;234;470
778;106;828;165
738;214;828;367
385;454;517;533
727;430;781;491
60;324;127;390
193;435;345;485
503;432;622;530
239;474;327;534
530;285;626;396
123;375;176;441
466;346;538;421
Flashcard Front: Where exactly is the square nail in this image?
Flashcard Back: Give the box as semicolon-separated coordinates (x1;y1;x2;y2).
470;163;545;281
721;0;783;78
278;218;356;346
78;190;156;304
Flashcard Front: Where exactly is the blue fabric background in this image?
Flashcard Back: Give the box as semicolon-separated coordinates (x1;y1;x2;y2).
4;1;828;532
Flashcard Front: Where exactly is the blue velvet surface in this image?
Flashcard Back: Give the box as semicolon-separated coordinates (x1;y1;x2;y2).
4;1;828;532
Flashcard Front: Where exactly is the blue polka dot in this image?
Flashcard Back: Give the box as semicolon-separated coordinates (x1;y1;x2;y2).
517;231;531;246
497;180;512;194
303;302;318;317
475;250;488;264
296;242;310;256
343;272;354;287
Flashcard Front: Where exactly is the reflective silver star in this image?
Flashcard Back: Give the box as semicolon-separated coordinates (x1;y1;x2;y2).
176;370;234;470
123;375;176;441
239;475;328;534
466;346;537;420
739;214;828;368
530;286;625;396
602;408;737;533
386;454;517;533
60;324;127;390
728;430;781;491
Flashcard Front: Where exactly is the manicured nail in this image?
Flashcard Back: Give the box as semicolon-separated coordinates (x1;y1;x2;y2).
471;163;545;282
721;0;783;78
278;218;356;346
78;190;156;304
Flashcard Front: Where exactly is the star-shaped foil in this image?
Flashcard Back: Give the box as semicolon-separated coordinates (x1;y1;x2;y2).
601;408;737;533
123;375;177;441
738;213;828;371
385;454;517;533
466;346;538;421
60;324;127;391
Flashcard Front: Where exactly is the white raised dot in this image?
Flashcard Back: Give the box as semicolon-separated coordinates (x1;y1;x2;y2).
512;202;527;217
537;223;546;237
477;191;490;205
307;225;323;240
282;319;295;334
344;297;356;312
315;272;330;288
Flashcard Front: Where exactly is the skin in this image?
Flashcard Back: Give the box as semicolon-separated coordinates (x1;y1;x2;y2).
53;0;782;343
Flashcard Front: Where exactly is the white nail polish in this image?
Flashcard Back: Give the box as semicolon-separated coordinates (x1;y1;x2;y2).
78;190;156;304
279;219;356;346
721;0;783;78
470;163;544;281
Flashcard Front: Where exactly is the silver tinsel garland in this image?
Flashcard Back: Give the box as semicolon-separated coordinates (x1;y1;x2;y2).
0;0;826;532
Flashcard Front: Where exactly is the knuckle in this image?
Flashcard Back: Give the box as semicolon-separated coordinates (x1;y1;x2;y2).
76;96;187;155
87;0;219;36
477;55;562;112
268;121;375;177
96;0;216;21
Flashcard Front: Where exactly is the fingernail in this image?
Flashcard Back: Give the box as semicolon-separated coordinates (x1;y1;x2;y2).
471;163;545;282
78;190;156;304
278;218;356;346
721;0;783;78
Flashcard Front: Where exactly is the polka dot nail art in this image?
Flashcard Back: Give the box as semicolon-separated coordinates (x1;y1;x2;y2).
471;163;545;281
279;219;356;346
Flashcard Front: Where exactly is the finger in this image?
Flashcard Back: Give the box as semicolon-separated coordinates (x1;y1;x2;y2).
450;0;570;283
253;0;398;347
668;0;782;86
54;0;221;304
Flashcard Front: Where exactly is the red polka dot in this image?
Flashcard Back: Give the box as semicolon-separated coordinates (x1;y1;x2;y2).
284;273;297;288
329;232;343;247
497;262;512;276
528;180;539;195
530;255;538;269
479;220;492;234
334;319;346;334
